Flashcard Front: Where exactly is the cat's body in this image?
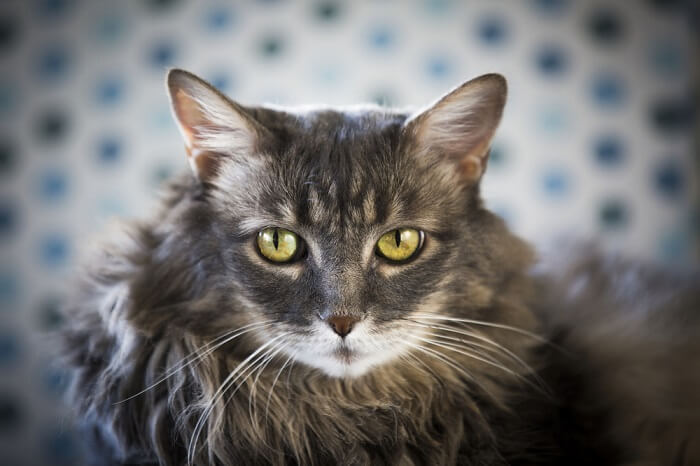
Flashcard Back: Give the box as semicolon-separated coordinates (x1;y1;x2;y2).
59;70;700;465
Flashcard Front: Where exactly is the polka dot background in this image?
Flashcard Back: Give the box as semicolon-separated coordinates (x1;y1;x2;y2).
0;0;698;463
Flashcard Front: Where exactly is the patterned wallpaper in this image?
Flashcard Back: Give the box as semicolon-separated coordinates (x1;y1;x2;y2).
0;0;697;464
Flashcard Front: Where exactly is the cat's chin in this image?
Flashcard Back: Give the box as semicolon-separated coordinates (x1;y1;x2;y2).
296;350;385;379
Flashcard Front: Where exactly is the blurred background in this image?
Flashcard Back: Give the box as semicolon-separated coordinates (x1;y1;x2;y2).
0;0;697;464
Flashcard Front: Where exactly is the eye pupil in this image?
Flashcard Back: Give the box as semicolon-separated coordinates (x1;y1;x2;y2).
394;229;401;247
273;228;279;249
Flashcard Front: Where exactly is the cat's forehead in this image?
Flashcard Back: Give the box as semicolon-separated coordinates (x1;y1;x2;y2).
211;106;455;236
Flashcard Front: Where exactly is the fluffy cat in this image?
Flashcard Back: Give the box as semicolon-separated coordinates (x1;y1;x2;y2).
58;69;700;465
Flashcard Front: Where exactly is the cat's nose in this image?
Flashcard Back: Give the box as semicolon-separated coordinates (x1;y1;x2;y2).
325;315;359;338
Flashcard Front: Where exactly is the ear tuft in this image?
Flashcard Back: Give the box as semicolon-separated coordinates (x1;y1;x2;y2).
166;68;261;181
406;73;507;183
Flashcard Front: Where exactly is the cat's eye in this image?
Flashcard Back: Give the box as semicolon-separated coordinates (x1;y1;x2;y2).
256;228;305;263
375;228;424;263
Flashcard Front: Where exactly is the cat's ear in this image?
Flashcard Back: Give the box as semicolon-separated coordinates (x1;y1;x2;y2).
404;73;507;183
166;69;266;181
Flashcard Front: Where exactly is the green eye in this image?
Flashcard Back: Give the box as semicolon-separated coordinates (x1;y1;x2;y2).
256;228;303;263
376;228;423;262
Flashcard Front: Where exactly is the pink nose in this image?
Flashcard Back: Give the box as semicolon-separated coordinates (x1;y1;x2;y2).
326;315;359;338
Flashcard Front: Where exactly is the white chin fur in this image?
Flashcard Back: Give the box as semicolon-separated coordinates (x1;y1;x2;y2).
284;319;410;378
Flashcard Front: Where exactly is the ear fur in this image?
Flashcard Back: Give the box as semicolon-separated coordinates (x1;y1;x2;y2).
405;74;507;183
166;69;266;180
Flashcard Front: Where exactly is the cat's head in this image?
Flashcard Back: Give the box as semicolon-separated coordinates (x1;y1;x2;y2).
152;69;531;378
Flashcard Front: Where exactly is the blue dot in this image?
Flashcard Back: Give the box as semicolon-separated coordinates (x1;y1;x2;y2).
426;56;451;79
423;0;452;15
593;135;625;167
205;6;234;31
0;332;20;366
649;40;684;76
477;16;508;45
43;366;69;396
368;25;395;50
207;71;233;92
654;160;684;199
148;40;177;68
0;270;19;307
538;105;569;133
36;45;70;81
42;429;78;463
591;73;625;107
38;170;68;201
96;76;125;105
39;234;70;267
95;14;126;44
531;0;569;14
536;46;568;75
97;137;122;164
0;82;18;115
0;201;18;238
658;229;691;262
542;169;570;197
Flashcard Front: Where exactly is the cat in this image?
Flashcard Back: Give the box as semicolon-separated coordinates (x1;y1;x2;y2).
58;69;700;465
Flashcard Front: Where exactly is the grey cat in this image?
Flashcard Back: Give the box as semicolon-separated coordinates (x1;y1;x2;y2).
58;69;700;465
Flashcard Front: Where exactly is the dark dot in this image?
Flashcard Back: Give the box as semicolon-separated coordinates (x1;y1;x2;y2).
594;135;625;166
0;394;23;432
259;35;284;57
649;98;694;134
654;160;684;199
97;137;122;164
0;332;19;366
0;139;17;175
0;16;20;52
587;8;624;44
599;200;628;229
37;296;64;331
648;0;683;9
38;170;68;201
37;45;71;81
489;143;508;167
148;40;177;68
35;108;70;142
591;73;625;107
536;45;568;75
315;1;341;21
36;0;74;19
477;16;508;45
0;200;18;238
144;0;182;11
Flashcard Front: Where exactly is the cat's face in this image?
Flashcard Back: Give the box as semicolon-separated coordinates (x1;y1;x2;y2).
165;70;520;378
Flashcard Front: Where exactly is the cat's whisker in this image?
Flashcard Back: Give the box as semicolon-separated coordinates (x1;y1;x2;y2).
115;321;274;404
247;340;289;432
187;333;289;465
263;351;296;427
403;341;475;382
405;320;544;380
412;314;552;345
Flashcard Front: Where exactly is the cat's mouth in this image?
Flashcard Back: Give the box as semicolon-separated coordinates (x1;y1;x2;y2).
332;344;356;364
